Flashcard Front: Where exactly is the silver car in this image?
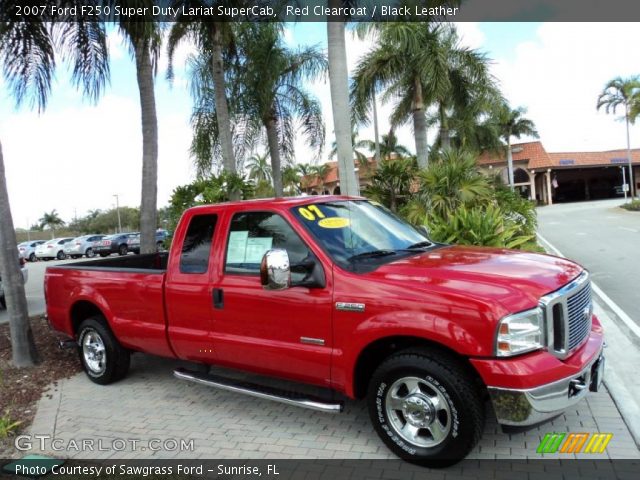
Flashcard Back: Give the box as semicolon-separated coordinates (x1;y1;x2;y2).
35;237;75;261
64;234;106;259
0;256;28;309
18;240;46;262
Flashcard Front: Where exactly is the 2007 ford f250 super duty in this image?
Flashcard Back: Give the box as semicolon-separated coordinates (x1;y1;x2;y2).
45;196;605;465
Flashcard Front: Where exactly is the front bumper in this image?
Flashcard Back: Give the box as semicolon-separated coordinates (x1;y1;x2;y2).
487;345;605;426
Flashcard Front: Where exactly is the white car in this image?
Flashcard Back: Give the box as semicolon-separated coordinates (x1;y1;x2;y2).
35;237;75;261
18;240;46;262
0;256;28;309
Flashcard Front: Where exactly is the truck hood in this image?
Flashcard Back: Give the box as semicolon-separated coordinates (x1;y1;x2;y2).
366;245;583;313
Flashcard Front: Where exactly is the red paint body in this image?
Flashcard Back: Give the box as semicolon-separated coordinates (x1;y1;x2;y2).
45;196;603;399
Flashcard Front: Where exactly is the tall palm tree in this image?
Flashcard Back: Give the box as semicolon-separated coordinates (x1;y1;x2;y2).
118;10;161;254
168;0;240;198
497;104;539;190
0;15;109;366
329;128;369;165
327;0;359;196
598;76;640;198
246;152;272;184
39;210;66;238
310;163;332;194
233;23;327;197
352;22;491;168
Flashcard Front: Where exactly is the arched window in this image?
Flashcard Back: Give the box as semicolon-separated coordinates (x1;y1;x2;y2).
514;168;530;184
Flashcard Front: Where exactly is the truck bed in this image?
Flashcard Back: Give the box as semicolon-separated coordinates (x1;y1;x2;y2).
45;252;173;357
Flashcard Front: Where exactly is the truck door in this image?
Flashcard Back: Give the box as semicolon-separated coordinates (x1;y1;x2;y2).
210;210;333;387
165;213;219;362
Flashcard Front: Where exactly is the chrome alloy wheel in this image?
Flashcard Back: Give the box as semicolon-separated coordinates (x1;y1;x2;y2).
385;376;452;448
82;329;106;375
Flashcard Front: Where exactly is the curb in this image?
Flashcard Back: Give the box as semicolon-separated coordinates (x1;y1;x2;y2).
537;233;640;448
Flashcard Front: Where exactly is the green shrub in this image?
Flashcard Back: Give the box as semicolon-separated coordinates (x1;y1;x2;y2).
0;413;21;439
427;204;534;249
621;199;640;211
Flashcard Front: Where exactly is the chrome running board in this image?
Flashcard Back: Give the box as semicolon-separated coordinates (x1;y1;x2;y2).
173;368;343;413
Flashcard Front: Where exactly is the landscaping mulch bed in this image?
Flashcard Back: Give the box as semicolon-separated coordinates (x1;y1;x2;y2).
0;316;82;453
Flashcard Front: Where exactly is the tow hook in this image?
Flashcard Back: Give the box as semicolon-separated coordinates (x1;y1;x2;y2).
58;339;77;350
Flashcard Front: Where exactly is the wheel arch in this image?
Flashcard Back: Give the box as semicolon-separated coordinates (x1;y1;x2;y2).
352;335;487;400
70;300;109;337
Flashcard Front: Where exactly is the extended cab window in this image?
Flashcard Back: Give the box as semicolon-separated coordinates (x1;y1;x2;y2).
180;214;217;274
225;212;312;281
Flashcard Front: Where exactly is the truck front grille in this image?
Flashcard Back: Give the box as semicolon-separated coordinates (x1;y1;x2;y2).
540;271;592;359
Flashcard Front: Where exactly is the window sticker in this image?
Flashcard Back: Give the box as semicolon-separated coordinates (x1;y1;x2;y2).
318;217;350;229
244;237;273;263
227;231;249;263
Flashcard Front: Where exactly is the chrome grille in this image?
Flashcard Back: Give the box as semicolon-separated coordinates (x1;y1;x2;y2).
539;271;592;359
566;281;592;350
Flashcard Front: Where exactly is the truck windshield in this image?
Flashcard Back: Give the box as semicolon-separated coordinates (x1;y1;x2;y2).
291;200;434;270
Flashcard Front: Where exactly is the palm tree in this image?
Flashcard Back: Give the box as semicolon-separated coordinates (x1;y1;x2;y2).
361;129;411;160
352;23;495;168
310;164;332;194
233;24;327;197
598;76;640;198
39;210;66;238
282;164;302;196
327;0;359;196
168;1;240;198
497;104;539;189
118;11;161;254
246;152;272;184
364;157;418;212
0;16;109;367
329;128;369;165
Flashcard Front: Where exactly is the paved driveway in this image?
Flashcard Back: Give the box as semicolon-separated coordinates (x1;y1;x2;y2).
537;198;640;328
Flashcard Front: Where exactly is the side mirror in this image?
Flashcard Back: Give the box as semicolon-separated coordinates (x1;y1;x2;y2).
260;249;291;291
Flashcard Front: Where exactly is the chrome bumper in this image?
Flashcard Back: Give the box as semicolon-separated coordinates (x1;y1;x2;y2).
487;348;605;427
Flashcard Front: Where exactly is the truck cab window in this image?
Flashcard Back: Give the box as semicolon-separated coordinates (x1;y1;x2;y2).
225;211;312;281
180;214;218;274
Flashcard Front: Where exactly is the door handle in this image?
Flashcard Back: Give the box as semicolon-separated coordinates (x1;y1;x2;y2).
212;288;224;309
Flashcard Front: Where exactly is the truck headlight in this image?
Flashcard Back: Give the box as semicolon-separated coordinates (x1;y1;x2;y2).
496;307;544;357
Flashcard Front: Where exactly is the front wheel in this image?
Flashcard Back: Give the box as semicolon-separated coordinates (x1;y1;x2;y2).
56;250;66;260
367;350;484;467
85;248;95;258
28;253;37;262
118;244;128;256
77;317;130;385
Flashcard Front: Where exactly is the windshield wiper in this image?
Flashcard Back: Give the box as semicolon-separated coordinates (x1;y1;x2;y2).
348;250;397;261
405;241;433;250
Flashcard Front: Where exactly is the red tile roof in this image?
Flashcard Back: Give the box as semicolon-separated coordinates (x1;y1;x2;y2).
478;141;640;170
303;158;377;188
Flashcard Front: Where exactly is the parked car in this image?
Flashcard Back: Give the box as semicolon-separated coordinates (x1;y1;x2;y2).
64;234;106;259
94;233;137;257
18;240;46;262
0;256;28;309
35;238;75;261
45;196;604;465
128;230;170;254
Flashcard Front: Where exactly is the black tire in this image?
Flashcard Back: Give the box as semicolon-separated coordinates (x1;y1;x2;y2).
99;253;109;258
77;316;130;385
118;244;128;256
367;349;484;467
0;295;6;309
86;248;95;258
28;253;37;262
56;250;66;260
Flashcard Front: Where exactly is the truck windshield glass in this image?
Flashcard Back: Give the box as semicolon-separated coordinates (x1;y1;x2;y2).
291;200;433;269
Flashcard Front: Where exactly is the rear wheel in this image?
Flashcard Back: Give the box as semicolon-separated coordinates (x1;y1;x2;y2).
367;350;484;467
56;250;66;260
28;253;36;262
118;244;128;256
77;317;130;385
85;248;95;258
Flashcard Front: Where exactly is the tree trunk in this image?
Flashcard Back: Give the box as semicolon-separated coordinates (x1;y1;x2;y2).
265;115;283;197
327;16;359;196
372;91;381;163
506;137;515;190
439;103;451;150
134;39;159;255
412;77;429;168
211;24;240;200
0;139;39;367
625;107;636;198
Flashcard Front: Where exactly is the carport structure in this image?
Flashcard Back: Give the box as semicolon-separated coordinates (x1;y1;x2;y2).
477;141;640;204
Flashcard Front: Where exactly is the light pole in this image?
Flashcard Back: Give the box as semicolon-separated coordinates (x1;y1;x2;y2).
621;166;628;200
113;194;122;233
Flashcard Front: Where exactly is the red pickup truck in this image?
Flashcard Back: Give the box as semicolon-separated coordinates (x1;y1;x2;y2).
45;196;605;465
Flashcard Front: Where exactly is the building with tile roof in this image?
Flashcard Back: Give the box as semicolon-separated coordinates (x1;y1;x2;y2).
477;141;639;204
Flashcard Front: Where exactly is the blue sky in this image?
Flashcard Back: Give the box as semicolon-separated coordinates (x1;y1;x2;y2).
1;22;638;227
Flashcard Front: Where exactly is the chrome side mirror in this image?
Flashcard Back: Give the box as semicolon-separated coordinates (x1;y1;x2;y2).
260;249;291;290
